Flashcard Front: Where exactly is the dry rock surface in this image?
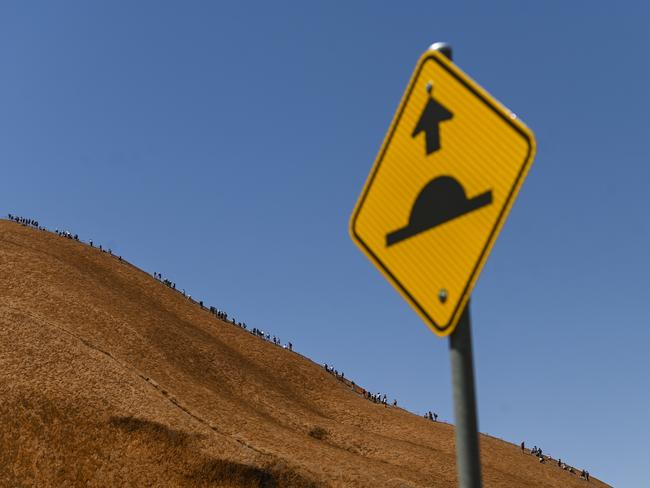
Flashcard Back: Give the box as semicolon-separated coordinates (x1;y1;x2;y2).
0;221;610;487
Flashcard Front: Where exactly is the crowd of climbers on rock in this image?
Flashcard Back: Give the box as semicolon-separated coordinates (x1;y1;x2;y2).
7;214;444;428
153;272;176;290
249;327;293;350
324;364;401;407
8;214;125;260
521;442;590;481
5;214;595;479
209;306;228;321
7;213;297;355
151;271;296;351
8;214;39;228
424;411;438;422
366;391;389;406
55;229;79;241
324;364;344;379
7;213;420;419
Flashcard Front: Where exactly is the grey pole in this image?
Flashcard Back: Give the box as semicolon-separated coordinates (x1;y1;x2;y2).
430;41;483;488
448;302;482;487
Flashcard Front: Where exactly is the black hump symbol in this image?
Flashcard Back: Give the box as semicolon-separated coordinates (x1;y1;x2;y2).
412;95;453;155
386;176;492;247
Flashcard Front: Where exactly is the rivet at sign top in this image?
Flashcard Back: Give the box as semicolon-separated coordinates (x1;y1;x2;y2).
426;82;433;93
438;288;448;304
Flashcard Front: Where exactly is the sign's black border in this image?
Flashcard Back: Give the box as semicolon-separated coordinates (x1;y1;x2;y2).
350;53;534;333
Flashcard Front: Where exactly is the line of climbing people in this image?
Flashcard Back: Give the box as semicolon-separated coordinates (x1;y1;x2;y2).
520;442;590;481
8;212;440;434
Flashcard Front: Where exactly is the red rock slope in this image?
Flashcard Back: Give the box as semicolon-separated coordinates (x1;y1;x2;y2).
0;220;610;487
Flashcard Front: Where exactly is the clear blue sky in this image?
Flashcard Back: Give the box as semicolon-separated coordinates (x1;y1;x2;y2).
1;2;648;486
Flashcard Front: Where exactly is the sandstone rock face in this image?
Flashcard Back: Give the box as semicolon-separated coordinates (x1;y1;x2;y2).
0;221;609;487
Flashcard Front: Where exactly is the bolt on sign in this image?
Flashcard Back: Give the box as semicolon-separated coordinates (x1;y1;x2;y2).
350;49;536;336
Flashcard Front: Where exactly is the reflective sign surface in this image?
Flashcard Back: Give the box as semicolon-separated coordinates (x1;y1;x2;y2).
350;50;536;336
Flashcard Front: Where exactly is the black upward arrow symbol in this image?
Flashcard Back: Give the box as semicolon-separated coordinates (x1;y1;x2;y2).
412;92;453;155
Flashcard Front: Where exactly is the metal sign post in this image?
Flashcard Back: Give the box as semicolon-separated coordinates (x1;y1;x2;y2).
350;39;536;488
431;41;483;488
449;299;482;488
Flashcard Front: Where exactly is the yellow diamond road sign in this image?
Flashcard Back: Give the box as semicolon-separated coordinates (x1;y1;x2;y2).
350;50;536;336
